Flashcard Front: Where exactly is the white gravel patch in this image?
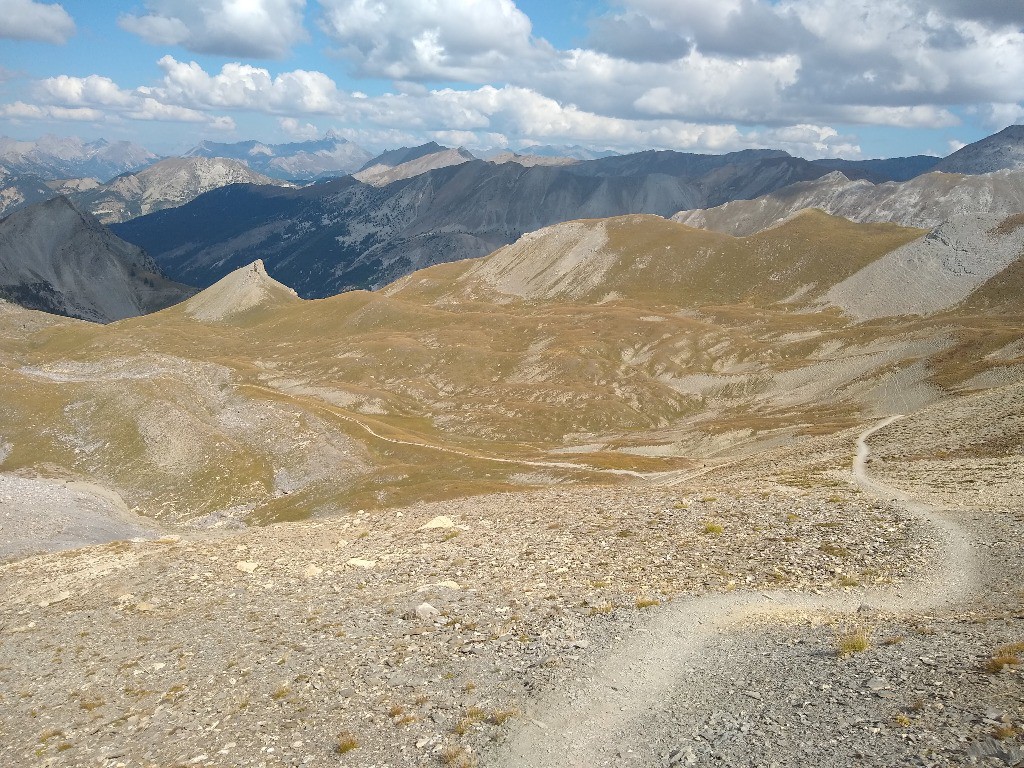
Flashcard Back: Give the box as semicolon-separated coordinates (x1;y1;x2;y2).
0;474;161;562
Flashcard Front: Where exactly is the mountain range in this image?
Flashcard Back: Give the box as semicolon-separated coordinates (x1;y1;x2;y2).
673;169;1024;235
1;124;1023;325
0;134;157;181
183;134;373;180
111;150;837;297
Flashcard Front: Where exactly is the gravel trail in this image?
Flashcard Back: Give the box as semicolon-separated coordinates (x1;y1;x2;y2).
485;417;990;768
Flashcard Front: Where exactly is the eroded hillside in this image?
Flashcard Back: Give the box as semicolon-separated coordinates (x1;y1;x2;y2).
2;212;1023;532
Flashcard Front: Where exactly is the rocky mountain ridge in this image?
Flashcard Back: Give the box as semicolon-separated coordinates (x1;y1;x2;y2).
932;124;1024;174
0;134;157;181
184;135;373;180
673;169;1024;235
0;196;194;322
68;157;289;224
354;145;476;187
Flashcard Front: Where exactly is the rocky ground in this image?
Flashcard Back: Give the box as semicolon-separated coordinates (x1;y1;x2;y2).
0;412;1020;768
1;479;925;768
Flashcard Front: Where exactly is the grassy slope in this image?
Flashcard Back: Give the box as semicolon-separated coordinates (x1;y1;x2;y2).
0;213;1019;524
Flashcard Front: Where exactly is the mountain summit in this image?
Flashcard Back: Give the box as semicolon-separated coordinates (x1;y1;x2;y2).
932;124;1024;174
71;157;287;224
0;196;193;322
180;259;300;322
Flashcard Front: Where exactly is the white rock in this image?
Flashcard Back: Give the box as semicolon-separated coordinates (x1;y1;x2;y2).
415;602;441;622
419;516;455;530
303;564;323;579
347;558;376;569
235;560;259;573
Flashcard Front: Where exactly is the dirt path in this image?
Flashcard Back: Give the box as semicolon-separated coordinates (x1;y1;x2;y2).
484;417;987;767
245;382;660;478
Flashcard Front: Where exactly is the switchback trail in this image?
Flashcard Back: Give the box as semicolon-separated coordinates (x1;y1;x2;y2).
484;416;987;768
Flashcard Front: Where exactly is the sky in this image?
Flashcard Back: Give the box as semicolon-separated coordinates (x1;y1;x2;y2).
1;0;1023;159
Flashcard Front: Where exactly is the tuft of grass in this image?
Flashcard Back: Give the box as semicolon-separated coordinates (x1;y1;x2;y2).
271;684;289;700
388;704;405;717
440;745;477;768
78;697;105;712
635;596;661;609
992;723;1017;740
984;642;1024;674
487;709;518;726
819;543;850;558
892;713;912;727
836;574;861;587
836;627;871;657
588;601;614;616
441;529;460;541
702;521;724;535
335;732;359;754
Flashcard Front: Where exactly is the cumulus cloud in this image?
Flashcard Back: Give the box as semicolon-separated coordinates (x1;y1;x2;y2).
119;0;307;58
27;72;234;128
578;0;1024;126
0;0;75;43
317;0;542;82
0;101;102;121
37;75;135;108
930;0;1024;27
11;0;1024;156
153;56;347;114
279;116;320;140
979;102;1024;128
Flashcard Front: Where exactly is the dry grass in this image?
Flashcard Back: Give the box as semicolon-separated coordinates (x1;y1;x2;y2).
440;745;477;767
453;706;487;736
78;697;105;712
702;521;724;535
836;627;872;657
487;709;518;726
984;642;1024;674
335;732;359;754
635;596;661;609
992;723;1017;740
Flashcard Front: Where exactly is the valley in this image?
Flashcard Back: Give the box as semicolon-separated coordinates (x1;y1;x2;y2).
1;127;1023;768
